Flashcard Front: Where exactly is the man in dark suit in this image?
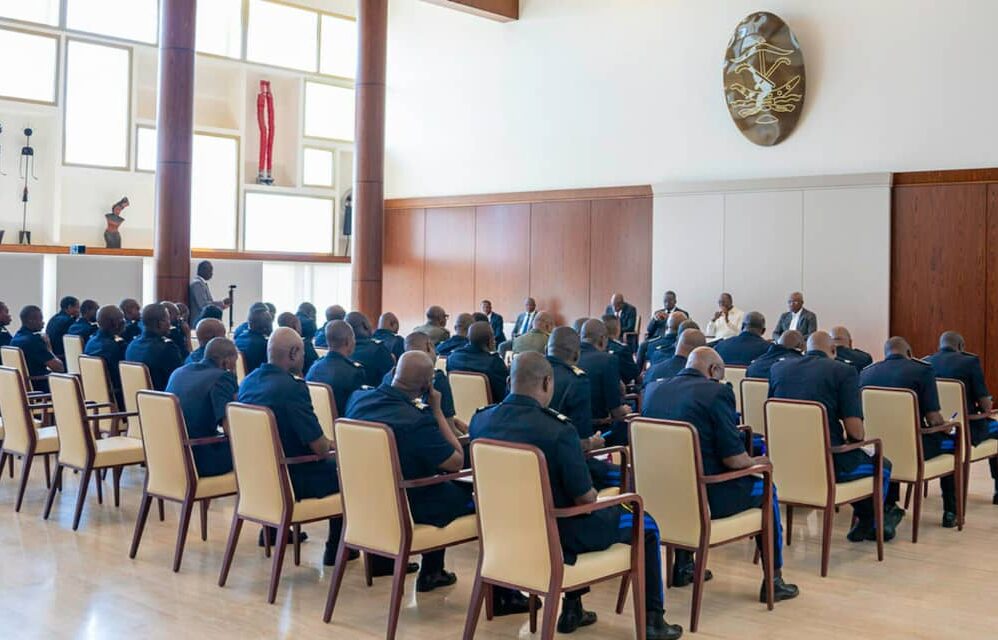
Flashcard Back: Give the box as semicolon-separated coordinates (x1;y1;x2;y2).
773;291;817;340
645;290;687;340
605;293;637;338
480;299;505;344
511;297;537;339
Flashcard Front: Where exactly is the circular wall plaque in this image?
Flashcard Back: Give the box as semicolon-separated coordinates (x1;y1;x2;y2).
723;12;806;146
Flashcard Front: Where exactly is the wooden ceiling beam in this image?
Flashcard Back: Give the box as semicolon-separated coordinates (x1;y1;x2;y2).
421;0;518;22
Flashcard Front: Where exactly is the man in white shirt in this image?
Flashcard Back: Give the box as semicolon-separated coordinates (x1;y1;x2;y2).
704;292;743;340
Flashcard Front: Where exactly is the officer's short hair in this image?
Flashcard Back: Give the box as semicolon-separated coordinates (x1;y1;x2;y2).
326;319;354;349
511;351;552;390
80;299;99;317
141;303;168;329
472;312;489;323
20;305;42;323
404;331;431;352
468;322;493;348
198;306;223;322
204;337;237;365
60;296;79;311
742;311;765;332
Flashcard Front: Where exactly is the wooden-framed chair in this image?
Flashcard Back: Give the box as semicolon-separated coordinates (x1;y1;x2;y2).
218;402;344;604
63;335;85;376
434;356;447;372
129;391;237;572
622;315;642;350
448;370;492;424
119;362;153;439
723;365;748;415
79;355;127;437
764;398;884;576
235;351;247;384
462;438;645;640
43;374;144;530
306;381;337;441
0;366;59;511
936;378;998;511
861;386;963;542
323;419;478;639
629;417;774;632
740;377;770;454
1;345;50;396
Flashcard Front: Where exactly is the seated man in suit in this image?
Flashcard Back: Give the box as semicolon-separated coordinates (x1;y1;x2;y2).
831;326;873;374
413;305;450;345
345;311;394;388
714;311;770;366
314;304;347;349
234;305;273;376
46;295;79;362
637;311;687;372
773;291;817;340
66;299;100;343
186;318;227;365
605;293;637;345
642;347;799;602
704;293;744;340
645;328;706;385
278;312;319;374
645;290;687;340
746;330;804;380
602;314;639;385
119;298;142;344
306;320;366;416
166;336;239;477
373;312;405;361
447;321;509;403
383;332;463;436
12;305;65;391
860;336;957;527
511;297;537;339
578;319;629;445
770;331;903;541
84;305;128;403
124;303;184;391
480;299;506;344
926;330;998;504
512;311;555;355
436;313;473;357
0;301;11;347
469;352;683;639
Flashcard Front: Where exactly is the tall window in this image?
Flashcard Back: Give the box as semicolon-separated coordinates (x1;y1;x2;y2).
303;148;335;187
66;0;158;44
0;0;60;26
247;0;318;72
304;82;355;142
0;28;58;104
64;40;130;168
320;14;357;79
244;192;333;253
196;0;243;59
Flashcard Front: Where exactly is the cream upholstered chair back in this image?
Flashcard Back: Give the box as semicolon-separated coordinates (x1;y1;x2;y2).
79;355;114;408
723;366;748;414
1;347;31;390
137;391;193;501
119;362;152;439
435;357;447;372
334;419;405;555
631;417;703;548
449;371;491;424
226;402;286;524
936;379;966;427
0;367;35;454
49;374;93;469
63;335;84;375
471;439;554;593
235;352;247;384
306;381;337;441
740;378;769;435
765;399;831;507
861;387;919;482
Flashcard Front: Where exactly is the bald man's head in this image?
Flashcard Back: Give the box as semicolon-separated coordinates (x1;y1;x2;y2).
510;351;555;406
742;311;766;336
404;331;434;356
884;336;912;358
939;331;964;352
426;305;447;327
325;305;347;322
345;311;373;339
326;319;355;356
378;312;399;333
778;329;804;352
807;331;836;358
393;351;435;397
96;305;125;335
277;311;301;335
453;313;474;336
666;311;688;334
195;318;227;345
533;312;555;334
267;326;305;375
687;347;724;381
676;328;707;357
829;326;853;348
204;336;238;371
468;321;495;351
678;319;700;333
580;318;608;350
547;326;581;364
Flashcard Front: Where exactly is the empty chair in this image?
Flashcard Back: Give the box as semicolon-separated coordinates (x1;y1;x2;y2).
0;366;59;511
79;355;125;437
119;362;153;439
43;374;144;530
63;335;85;376
235;351;247;384
937;378;998;510
741;377;770;454
723;365;748;415
2;346;49;396
324;419;478;639
306;381;337;441
449;371;492;424
129;391;237;571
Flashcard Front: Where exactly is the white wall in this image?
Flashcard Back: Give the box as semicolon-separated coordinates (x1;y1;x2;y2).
652;174;891;357
384;0;998;198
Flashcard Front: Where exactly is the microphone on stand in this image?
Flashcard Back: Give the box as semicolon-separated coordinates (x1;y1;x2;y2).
227;284;237;333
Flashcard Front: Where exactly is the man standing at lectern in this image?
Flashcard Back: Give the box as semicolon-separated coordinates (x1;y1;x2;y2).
188;260;230;323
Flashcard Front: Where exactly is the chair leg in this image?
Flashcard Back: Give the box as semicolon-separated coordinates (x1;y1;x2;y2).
528;594;539;634
200;499;210;541
955;467;965;530
363;552;374;587
664;544;674;589
266;526;289;604
158;498;165;522
129;494;153;559
43;464;63;520
7;452;12;478
462;574;487;639
14;452;34;512
875;494;885;563
483;583;494;621
539;590;559;640
112;467;123;508
690;545;709;633
820;508;834;577
0;451;7;481
903;484;913;510
93;468;103;505
264;528;272;558
912;481;923;543
293;523;302;566
385;556;408;640
173;499;195;573
615;574;629;614
218;514;244;587
785;505;794;546
322;541;352;623
632;567;647;640
43;454;51;489
72;467;93;530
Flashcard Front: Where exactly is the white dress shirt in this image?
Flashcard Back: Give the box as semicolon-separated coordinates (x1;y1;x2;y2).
789;309;802;331
705;307;744;339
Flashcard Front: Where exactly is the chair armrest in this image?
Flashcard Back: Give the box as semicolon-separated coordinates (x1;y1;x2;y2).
966;412;992;421
831;438;882;455
83;411;137;421
399;469;473;489
921;421;961;435
26;392;51;399
457;434;470;445
84;401;116;409
552;492;643;518
282;451;336;465
703;462;772;485
586;445;628;460
29;375;50;382
187;435;229;447
26;402;54;411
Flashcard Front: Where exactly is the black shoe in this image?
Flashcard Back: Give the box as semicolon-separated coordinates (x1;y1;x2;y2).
846;520;873;542
759;576;800;603
647;612;684;640
882;505;906;541
942;511;958;529
492;591;533;617
258;527;308;547
556;597;598;634
992;492;998;505
416;570;457;592
371;561;419;577
322;543;360;566
671;564;713;587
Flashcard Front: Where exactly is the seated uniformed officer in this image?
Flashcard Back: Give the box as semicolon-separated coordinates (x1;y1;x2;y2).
166;337;239;477
313;304;347;349
469;352;683;639
305;320;367;416
66;299;100;343
295;302;318;345
637;310;686;372
235;306;273;375
926;331;998;504
831;326;873;374
277;311;318;374
373;312;405;360
238;327;347;564
646;328;707;385
232;302;269;341
345;311;394;387
0;301;13;348
860;337;958;527
12;305;65;391
643;347;800;602
746;330;804;380
84;305;128;403
46;295;80;361
578;319;629;444
602;315;639;385
447;321;509;403
412;305;451;345
571;317;590;334
161;301;191;357
714;311;770;366
512;311;555;355
435;313;473;357
384;332;464;436
186;318;227;365
770;331;904;541
119;298;142;344
196;304;224;324
125;303;185;391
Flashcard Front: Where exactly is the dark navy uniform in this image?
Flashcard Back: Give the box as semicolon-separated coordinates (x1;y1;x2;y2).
11;327;57;391
714;331;770;366
305;350;367;416
435;334;469;358
837;345;874;374
447;343;509;403
645;333;680;369
169;323;191;357
121;320;141;344
84;330;127;398
351;336;394;388
0;326;10;348
66;317;99;342
578;343;622;421
469;394;666;616
746;343;802;380
636;334;668;372
313;323;329;349
607;338;638;384
372;328;404;361
645;354;687;385
302;337;319;375
232;321;250;341
185;345;206;365
234;329;268;376
166;361;238;476
124;330;184;391
45;310;76;358
381;367;457;422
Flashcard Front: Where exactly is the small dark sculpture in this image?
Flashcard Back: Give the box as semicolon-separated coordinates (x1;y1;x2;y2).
104;197;129;249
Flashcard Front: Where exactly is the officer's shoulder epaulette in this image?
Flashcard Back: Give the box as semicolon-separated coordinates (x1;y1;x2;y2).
351;360;363;368
113;335;124;343
412;397;429;410
161;336;172;343
912;357;932;366
860;361;876;371
570;365;586;377
372;338;383;345
543;407;571;423
964;351;980;359
474;403;498;414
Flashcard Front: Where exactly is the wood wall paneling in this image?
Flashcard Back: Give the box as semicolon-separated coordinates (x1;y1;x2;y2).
474;204;531;319
588;197;652;321
383;209;426;331
529;200;592;325
986;184;998;392
423;207;477;321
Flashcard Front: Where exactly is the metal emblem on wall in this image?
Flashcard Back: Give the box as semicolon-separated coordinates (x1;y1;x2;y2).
723;11;805;146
